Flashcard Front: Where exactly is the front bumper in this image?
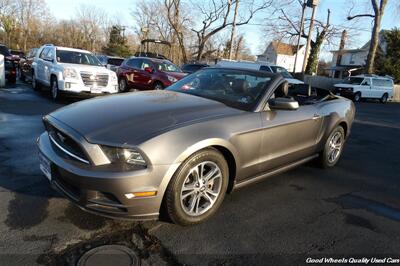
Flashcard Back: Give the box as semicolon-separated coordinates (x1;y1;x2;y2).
37;132;178;220
58;79;119;96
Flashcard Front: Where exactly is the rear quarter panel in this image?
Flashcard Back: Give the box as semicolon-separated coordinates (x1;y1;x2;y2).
314;97;355;150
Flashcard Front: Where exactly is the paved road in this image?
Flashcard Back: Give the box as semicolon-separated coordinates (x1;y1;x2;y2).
1;83;400;265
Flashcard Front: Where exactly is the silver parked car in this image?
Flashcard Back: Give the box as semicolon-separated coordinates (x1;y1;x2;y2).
37;68;355;225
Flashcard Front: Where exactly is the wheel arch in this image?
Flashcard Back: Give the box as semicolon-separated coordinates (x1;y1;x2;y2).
157;140;239;216
338;121;348;138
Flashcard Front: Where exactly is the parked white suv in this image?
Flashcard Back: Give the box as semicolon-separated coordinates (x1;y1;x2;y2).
216;59;304;85
32;45;119;100
334;75;394;103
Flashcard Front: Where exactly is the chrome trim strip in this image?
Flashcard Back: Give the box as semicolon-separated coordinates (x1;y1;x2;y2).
49;134;90;164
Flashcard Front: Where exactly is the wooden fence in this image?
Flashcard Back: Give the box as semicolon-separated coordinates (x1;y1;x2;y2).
393;85;400;102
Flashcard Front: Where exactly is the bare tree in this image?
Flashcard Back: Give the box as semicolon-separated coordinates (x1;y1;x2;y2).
191;0;272;61
347;0;388;73
264;1;340;74
75;4;108;52
165;0;190;63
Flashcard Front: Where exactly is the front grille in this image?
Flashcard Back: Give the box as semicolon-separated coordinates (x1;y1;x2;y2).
46;124;89;164
80;72;109;87
54;172;81;200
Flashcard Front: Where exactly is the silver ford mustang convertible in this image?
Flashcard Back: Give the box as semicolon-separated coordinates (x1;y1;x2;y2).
37;67;355;225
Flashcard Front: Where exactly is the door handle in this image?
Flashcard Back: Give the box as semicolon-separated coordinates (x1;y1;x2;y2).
313;114;321;120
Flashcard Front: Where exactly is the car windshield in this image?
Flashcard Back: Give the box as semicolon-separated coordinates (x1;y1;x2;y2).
56;50;102;66
167;69;272;111
155;61;182;72
108;58;124;66
344;77;364;85
270;66;293;78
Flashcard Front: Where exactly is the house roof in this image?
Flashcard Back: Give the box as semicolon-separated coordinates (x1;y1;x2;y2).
271;41;301;56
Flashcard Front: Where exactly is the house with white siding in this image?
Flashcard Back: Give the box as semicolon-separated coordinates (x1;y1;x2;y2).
257;41;306;73
329;30;388;79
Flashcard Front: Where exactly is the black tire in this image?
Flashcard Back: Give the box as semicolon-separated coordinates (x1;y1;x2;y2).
51;76;61;101
154;81;164;90
32;72;40;91
118;78;128;92
380;93;388;104
164;148;229;226
353;92;361;102
318;126;345;168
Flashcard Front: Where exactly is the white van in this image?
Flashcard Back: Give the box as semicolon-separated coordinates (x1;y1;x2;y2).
216;59;304;85
334;75;394;103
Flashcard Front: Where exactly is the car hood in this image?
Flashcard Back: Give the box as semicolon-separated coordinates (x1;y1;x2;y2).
49;90;241;146
59;63;112;74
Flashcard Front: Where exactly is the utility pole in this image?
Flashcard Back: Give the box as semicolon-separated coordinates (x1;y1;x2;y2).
293;0;306;74
228;0;239;60
302;0;319;73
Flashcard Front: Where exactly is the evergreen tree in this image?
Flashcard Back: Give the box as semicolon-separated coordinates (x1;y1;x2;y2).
375;28;400;83
103;26;131;57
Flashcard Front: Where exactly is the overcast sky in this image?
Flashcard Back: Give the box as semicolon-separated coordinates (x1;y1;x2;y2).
46;0;400;61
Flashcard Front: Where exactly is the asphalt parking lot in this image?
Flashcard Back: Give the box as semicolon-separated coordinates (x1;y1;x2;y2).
1;82;400;265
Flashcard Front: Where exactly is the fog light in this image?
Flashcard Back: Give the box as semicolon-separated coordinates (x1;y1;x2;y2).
65;82;71;89
125;191;157;199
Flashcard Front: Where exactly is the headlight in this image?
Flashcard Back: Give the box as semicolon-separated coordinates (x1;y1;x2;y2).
101;146;147;168
110;73;118;82
167;75;177;83
63;68;78;79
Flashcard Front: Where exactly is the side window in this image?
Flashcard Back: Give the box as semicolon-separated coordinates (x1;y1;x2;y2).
362;78;371;86
141;60;152;70
384;79;393;87
39;48;49;59
46;48;54;61
260;65;272;72
372;79;382;87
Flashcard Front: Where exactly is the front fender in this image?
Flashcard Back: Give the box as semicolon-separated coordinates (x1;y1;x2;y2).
173;138;240;167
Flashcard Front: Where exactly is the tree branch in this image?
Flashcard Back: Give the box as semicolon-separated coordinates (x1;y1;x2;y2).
347;13;375;20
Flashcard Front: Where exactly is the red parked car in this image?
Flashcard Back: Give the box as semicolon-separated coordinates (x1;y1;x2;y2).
117;57;186;92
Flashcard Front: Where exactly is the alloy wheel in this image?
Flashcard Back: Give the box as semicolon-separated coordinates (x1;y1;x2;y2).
180;161;223;216
327;131;343;163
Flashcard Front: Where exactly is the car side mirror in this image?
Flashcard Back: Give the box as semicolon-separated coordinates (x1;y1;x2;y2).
144;67;154;74
268;97;299;110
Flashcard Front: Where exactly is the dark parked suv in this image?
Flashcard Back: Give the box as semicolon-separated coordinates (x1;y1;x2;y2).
117;57;186;91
